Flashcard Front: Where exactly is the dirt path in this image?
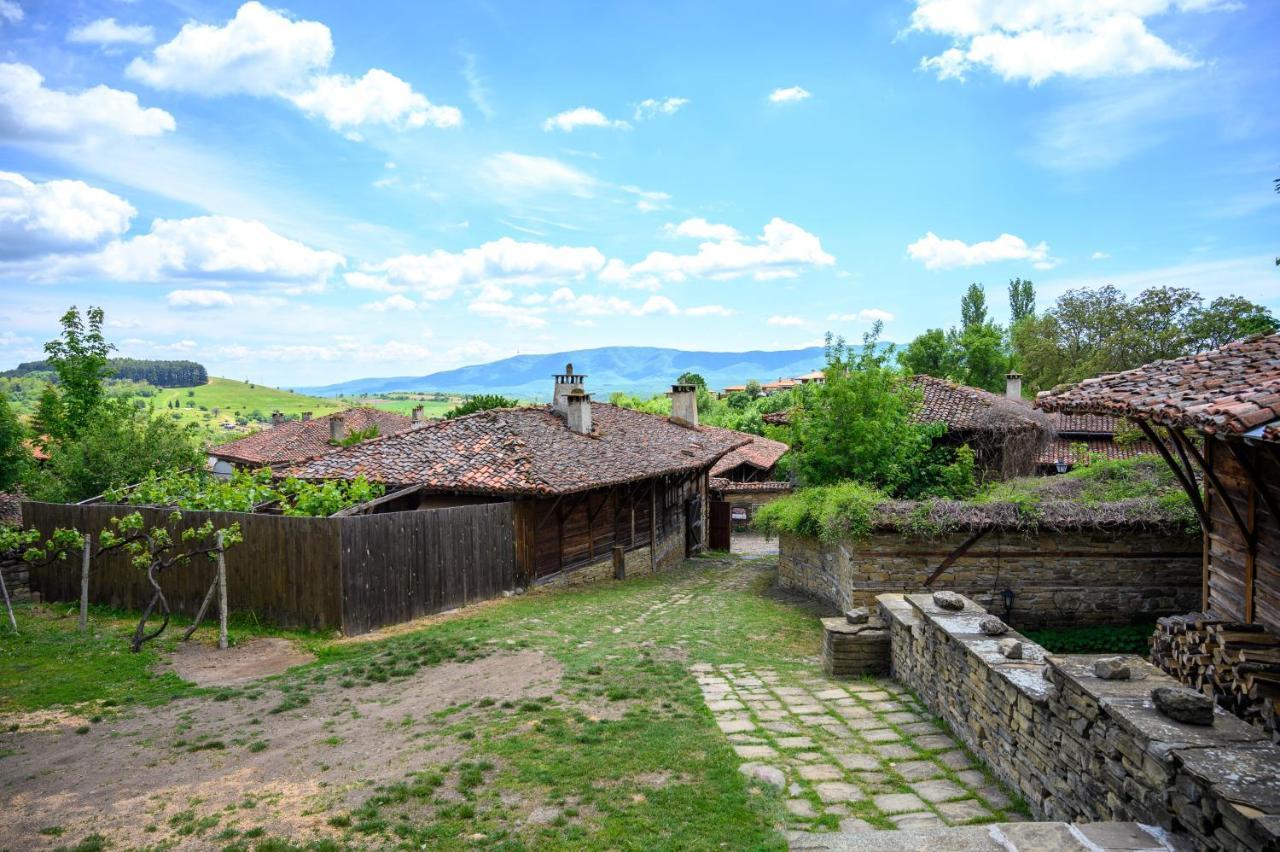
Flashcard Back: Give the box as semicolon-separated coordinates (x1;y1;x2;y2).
0;649;562;850
169;637;316;687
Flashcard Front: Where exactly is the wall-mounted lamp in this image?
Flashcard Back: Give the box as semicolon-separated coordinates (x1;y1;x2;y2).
1000;588;1015;622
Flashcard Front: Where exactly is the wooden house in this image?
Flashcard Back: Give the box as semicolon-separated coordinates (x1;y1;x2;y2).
1038;334;1280;725
291;370;748;584
208;406;417;475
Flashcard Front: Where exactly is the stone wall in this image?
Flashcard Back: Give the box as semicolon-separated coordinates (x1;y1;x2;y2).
878;592;1280;852
779;528;1200;629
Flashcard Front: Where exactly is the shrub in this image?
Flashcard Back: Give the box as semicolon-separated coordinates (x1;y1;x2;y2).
753;481;885;542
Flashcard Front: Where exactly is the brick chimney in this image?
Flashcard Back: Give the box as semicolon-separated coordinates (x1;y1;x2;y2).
1005;371;1023;401
565;387;592;434
301;411;312;422
329;413;345;442
271;411;284;426
669;383;698;428
553;363;586;414
411;404;424;423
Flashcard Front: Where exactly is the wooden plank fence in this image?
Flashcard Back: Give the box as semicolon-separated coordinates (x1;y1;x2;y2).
21;501;515;635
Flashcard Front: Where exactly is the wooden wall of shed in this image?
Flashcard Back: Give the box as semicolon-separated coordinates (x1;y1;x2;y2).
1205;440;1280;632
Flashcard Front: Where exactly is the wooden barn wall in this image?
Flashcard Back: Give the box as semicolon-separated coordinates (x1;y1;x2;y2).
22;502;343;630
1205;441;1280;633
339;502;514;635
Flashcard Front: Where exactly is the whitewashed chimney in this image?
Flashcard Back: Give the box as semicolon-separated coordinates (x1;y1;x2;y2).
301;411;312;422
669;383;699;428
411;404;424;423
329;413;345;442
553;363;586;414
565;387;592;434
1005;371;1023;401
271;411;284;426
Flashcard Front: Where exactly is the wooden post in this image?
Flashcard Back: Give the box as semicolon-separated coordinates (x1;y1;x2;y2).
79;533;91;632
612;545;625;580
216;531;228;650
0;563;16;634
1245;486;1256;624
649;478;658;573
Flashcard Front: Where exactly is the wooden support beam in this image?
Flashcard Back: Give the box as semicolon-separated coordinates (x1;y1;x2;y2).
1173;429;1253;548
1135;420;1209;528
650;478;658;573
329;484;422;517
924;527;991;587
1226;439;1280;532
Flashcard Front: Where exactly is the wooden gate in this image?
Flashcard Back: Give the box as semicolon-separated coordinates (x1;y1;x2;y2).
709;500;732;551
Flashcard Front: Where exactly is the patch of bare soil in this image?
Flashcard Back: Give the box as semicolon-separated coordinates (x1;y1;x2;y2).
169;637;316;687
0;649;562;850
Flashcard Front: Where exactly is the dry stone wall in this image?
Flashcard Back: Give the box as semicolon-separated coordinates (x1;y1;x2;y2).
878;591;1280;852
780;528;1199;629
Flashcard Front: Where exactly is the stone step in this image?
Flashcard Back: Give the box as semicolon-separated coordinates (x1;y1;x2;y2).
789;821;1193;852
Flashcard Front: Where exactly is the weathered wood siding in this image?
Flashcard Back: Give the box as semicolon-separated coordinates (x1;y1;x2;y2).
22;501;516;635
23;502;342;629
1205;440;1280;632
338;502;514;634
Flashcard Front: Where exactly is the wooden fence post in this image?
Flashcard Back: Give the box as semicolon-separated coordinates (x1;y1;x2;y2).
216;531;228;650
612;545;625;580
79;533;91;632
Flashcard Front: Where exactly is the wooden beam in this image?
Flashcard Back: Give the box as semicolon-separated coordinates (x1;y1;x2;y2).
1173;429;1252;548
329;484;422;517
649;478;658;573
1135;420;1208;528
1226;439;1280;533
1246;486;1256;623
924;527;991;587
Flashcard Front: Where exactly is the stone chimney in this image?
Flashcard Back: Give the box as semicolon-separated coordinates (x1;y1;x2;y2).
565;387;592;434
301;411;312;422
329;414;345;442
271;411;284;426
553;363;587;414
1005;371;1023;401
411;404;424;423
669;383;699;428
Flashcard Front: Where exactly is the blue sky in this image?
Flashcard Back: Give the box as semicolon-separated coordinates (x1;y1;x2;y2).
1;0;1277;386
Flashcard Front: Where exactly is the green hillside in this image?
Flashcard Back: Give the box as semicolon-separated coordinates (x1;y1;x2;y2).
143;378;347;438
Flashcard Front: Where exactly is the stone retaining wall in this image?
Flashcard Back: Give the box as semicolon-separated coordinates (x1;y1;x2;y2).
780;528;1199;629
878;591;1280;852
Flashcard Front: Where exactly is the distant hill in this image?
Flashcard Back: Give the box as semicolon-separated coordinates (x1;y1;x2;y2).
3;358;208;388
297;346;832;399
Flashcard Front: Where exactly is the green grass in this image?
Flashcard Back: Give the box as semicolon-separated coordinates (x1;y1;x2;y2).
1024;621;1157;655
334;395;459;417
139;377;346;437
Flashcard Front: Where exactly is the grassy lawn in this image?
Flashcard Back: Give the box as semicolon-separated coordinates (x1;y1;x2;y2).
335;394;460;417
141;377;346;437
0;555;825;850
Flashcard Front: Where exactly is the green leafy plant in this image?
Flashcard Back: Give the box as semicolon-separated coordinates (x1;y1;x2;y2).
106;467;385;517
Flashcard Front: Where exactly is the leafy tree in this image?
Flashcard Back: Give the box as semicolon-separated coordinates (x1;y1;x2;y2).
955;322;1009;393
676;371;708;390
42;306;114;438
24;400;202;503
744;379;763;397
444;394;517;419
30;383;66;441
899;328;959;378
960;283;988;330
0;392;28;491
1008;278;1035;325
1188;296;1278;350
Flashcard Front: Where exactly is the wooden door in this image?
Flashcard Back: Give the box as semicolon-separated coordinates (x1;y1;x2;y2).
709;500;731;551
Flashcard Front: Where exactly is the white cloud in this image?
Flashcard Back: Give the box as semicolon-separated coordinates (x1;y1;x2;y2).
634;97;688;120
620;185;671;213
0;1;21;25
1091;250;1111;260
167;288;234;309
769;86;812;103
603;217;835;287
0;62;175;140
126;2;458;137
483;152;598;197
127;1;332;95
542;106;631;132
684;304;736;317
0;171;136;259
290;69;461;134
362;293;417;312
829;309;895;322
68;18;155;46
63;215;345;286
349;237;607;301
768;315;805;327
906;231;1057;270
908;0;1237;85
459;51;494;120
468;284;549;328
219;338;432;363
665;217;740;242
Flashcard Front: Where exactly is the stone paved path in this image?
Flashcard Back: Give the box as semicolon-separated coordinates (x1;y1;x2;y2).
694;663;1022;833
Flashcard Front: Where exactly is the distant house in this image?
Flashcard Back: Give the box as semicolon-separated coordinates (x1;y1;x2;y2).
761;377;799;396
291;369;747;583
710;433;789;483
719;384;748;398
1036;413;1156;474
208;406;418;475
793;370;826;385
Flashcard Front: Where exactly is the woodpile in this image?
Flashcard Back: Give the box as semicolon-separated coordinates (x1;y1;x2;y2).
1151;612;1280;741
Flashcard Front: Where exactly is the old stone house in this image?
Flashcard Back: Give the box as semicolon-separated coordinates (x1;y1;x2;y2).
208;406;418;475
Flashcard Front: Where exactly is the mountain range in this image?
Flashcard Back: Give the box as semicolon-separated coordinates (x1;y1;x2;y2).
297;346;830;399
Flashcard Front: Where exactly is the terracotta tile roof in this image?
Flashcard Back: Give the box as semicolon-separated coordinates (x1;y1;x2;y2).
289;403;751;497
210;407;415;466
1047;412;1122;435
1036;437;1157;466
1035;333;1280;440
710;433;790;477
908;375;1043;433
762;410;791;426
709;477;793;494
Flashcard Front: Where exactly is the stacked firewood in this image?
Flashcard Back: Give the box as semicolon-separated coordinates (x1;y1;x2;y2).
1151;612;1280;741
